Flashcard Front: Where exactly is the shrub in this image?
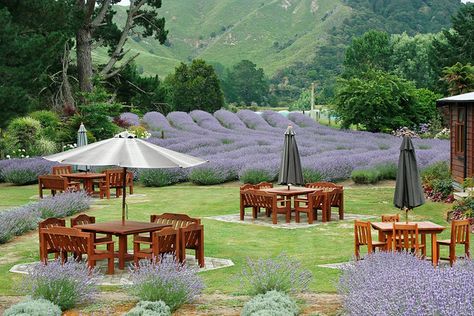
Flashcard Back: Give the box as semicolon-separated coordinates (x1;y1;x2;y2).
35;138;58;155
119;112;141;127
350;169;379;184
4;299;62;316
421;161;451;187
0;204;40;243
302;168;323;184
36;191;91;218
0;158;55;185
189;164;233;185
128;125;151;139
241;290;298;316
30;110;61;142
374;163;397;180
4;116;42;156
240;253;312;295
421;161;453;202
23;259;99;311
125;301;171;316
127;255;204;312
338;252;474;316
139;168;187;187
239;168;276;184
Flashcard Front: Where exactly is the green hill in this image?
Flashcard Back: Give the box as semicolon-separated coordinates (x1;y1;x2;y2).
99;0;461;81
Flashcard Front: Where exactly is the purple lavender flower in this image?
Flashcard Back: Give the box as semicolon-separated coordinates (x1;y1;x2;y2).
0;158;56;185
119;112;140;127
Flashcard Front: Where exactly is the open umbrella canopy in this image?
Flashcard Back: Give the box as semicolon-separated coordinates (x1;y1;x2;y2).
394;136;425;212
45;131;206;169
278;125;304;187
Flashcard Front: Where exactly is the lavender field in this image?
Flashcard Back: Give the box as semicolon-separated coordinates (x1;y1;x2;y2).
122;110;449;184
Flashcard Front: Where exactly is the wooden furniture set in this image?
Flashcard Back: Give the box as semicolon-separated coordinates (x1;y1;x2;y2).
354;215;470;266
240;181;344;224
38;213;205;273
39;165;134;198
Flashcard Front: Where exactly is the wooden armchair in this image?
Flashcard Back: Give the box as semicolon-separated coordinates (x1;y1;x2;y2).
52;165;72;175
38;175;80;198
294;190;327;224
354;220;387;260
99;169;134;199
38;218;66;260
133;227;179;266
150;213;205;267
254;182;273;189
392;223;425;256
70;214;112;243
305;182;344;220
240;189;290;224
39;226;115;274
437;219;470;266
381;214;400;222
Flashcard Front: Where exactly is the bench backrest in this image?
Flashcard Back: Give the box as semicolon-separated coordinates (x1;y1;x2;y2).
52;165;72;175
71;214;96;227
241;189;275;209
152;227;178;253
38;175;68;190
150;213;201;229
40;226;92;255
240;184;256;191
255;182;273;189
39;217;66;229
181;223;204;248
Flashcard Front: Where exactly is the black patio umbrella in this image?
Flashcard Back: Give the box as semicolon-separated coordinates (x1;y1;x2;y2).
278;125;304;189
394;135;425;222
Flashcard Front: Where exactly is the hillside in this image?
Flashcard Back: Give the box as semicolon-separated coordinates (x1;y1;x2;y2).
98;0;461;83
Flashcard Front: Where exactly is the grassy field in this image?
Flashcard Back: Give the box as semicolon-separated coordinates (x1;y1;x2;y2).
0;181;459;296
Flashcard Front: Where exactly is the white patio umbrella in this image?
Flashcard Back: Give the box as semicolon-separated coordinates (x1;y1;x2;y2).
76;122;89;171
44;131;207;224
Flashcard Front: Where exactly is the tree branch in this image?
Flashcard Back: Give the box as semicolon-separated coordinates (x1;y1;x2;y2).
102;53;140;79
91;0;112;28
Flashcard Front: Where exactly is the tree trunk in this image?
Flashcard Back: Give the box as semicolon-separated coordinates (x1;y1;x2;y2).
76;27;93;93
61;42;75;113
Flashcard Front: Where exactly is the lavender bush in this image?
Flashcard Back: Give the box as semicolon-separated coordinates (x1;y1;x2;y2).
241;290;298;316
139;168;188;187
119;112;140;127
0;205;41;243
339;252;474;316
36;191;91;218
189;162;236;185
240;253;312;295
125;301;171;316
22;259;99;311
0;158;55;185
4;299;62;316
127;255;204;312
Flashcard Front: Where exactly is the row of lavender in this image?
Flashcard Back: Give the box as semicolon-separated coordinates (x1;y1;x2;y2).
124;109;449;185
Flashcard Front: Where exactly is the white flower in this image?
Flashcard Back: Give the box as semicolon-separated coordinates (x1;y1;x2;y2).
25;155;29;158
20;154;24;158
6;155;10;159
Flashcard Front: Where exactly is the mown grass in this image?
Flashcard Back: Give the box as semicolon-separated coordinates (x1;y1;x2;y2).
0;181;460;295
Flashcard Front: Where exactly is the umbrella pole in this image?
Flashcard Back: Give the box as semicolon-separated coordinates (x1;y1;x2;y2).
122;167;127;225
405;208;409;223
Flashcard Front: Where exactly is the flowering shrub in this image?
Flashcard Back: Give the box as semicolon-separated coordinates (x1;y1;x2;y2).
240;253;312;295
421;161;453;202
351;169;380;184
0;191;90;244
448;197;474;230
391;126;419;138
435;128;450;140
239;168;277;184
0;157;55;185
241;290;298;316
338;252;474;316
139;168;188;187
128;125;151;139
119;112;140;127
189;163;235;185
22;259;99;311
125;301;171;316
4;299;62;316
127;255;204;312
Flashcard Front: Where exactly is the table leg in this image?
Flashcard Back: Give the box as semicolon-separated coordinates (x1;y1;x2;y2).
431;233;438;266
118;235;127;270
84;179;93;195
385;232;393;251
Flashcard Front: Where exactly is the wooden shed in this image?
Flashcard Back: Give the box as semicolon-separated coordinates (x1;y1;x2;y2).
437;92;474;184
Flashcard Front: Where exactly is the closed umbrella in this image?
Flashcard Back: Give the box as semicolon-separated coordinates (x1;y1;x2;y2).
394;135;425;222
44;131;206;224
76;123;89;171
278;125;304;189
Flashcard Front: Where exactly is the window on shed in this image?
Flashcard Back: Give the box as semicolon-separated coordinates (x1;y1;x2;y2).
455;107;465;155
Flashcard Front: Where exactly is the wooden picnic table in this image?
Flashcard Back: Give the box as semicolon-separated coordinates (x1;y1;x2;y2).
261;186;317;197
61;172;105;195
75;220;171;270
371;221;445;266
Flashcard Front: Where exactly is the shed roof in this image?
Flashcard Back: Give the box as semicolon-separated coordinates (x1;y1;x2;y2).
437;92;474;106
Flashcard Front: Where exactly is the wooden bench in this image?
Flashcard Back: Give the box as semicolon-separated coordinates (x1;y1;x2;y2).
38;175;80;198
150;213;204;267
99;169;134;199
39;226;115;274
294;190;328;224
133;227;179;265
305;182;344;220
240;189;290;224
38;218;66;260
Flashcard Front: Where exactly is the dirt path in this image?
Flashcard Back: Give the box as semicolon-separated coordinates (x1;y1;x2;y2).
0;292;342;315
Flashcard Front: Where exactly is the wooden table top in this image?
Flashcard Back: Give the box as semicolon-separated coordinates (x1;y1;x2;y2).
61;172;105;179
371;221;445;232
261;186;317;196
75;220;171;235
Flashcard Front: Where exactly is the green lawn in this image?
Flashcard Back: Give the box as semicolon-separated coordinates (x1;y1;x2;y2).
0;182;459;295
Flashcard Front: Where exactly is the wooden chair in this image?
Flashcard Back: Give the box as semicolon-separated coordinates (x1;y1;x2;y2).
254;182;273;189
392;223;425;256
240;189;291;224
99;169;134;199
381;214;400;222
354;220;387;260
38;218;66;261
38;175;80;198
52;165;72;175
150;213;205;267
294;190;327;224
133;227;179;266
305;182;344;220
70;214;112;243
437;219;470;266
39;226;115;274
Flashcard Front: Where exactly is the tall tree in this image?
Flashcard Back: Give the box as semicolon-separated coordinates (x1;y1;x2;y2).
441;62;474;95
224;60;269;105
74;0;168;93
